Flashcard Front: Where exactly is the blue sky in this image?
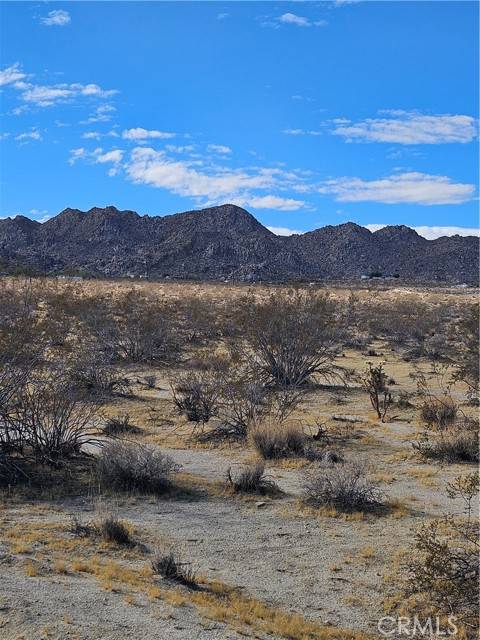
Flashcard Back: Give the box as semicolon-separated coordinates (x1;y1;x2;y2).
0;1;478;238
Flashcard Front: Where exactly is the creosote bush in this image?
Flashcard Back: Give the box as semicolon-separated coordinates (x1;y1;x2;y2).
151;550;197;588
226;462;279;495
302;461;383;513
97;440;180;493
235;290;340;387
171;371;219;425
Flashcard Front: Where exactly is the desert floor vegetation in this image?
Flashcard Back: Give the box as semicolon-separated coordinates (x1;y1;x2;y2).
0;276;478;639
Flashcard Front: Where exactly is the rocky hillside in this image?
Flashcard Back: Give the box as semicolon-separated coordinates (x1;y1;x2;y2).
0;204;478;283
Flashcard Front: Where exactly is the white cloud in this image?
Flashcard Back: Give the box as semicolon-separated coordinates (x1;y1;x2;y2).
267;226;303;236
122;128;176;141
278;13;327;27
165;144;195;153
15;129;42;142
81;104;116;124
318;172;475;205
365;223;480;240
125;147;276;199
283;128;322;136
0;65;118;108
121;147;309;209
41;10;71;26
217;12;229;20
0;63;26;87
82;130;119;140
207;144;232;154
332;111;477;144
16;81;117;107
69;146;123;169
94;149;123;164
246;195;305;211
68;148;87;165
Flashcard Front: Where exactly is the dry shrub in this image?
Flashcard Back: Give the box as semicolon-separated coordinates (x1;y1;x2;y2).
151;550;197;588
103;414;141;436
250;421;311;460
404;474;479;633
171;371;219;425
97;440;180;493
452;304;479;396
413;418;479;464
419;397;458;430
361;362;393;422
302;461;383;513
235;290;340;387
97;515;132;545
0;368;99;464
226;462;279;495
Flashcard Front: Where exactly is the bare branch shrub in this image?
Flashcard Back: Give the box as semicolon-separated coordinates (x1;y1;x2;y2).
0;369;99;464
171;371;220;425
302;461;383;512
97;440;180;493
235;290;340;387
452;304;479;397
361;362;393;422
226;462;279;495
404;474;479;632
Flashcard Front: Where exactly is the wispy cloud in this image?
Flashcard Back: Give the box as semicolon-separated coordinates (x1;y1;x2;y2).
0;63;26;87
68;146;123;174
122;127;176;141
0;64;118;108
267;225;303;236
245;195;305;211
207;144;232;154
41;10;71;27
365;223;479;240
332;111;477;144
217;12;229;20
277;13;327;27
318;172;475;205
283;128;322;136
14;129;42;142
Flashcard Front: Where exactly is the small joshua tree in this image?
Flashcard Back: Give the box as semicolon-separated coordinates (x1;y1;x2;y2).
361;362;392;422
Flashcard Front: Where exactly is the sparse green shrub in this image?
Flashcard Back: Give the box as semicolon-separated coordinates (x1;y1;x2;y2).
226;462;279;495
302;461;383;513
97;440;180;493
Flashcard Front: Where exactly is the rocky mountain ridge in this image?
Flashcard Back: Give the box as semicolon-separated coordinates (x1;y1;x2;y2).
0;204;478;283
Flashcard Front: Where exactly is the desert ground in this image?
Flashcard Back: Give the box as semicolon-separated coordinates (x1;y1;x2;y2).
0;277;478;640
